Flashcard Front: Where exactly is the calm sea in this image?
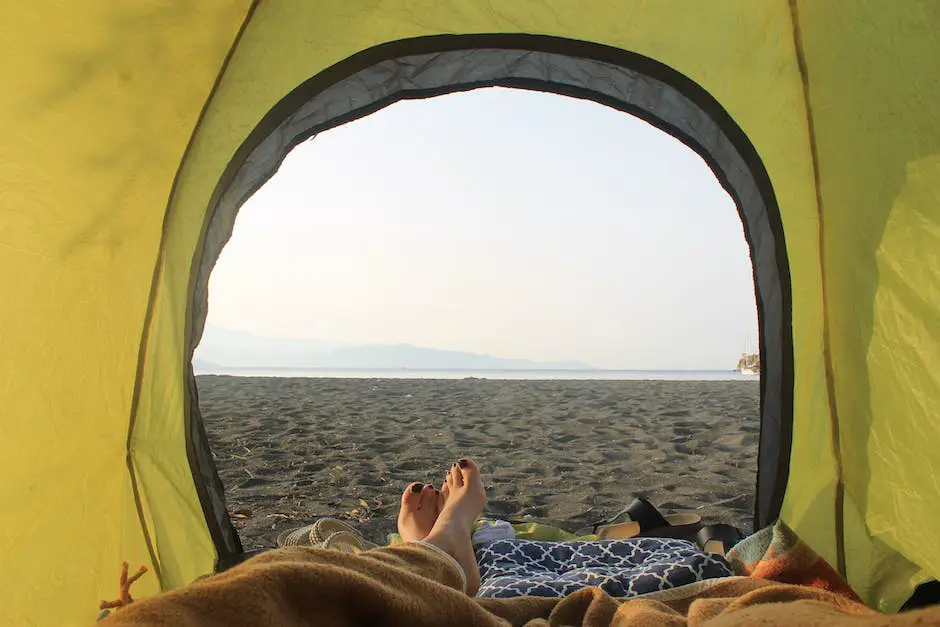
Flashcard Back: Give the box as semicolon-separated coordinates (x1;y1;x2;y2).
195;367;758;381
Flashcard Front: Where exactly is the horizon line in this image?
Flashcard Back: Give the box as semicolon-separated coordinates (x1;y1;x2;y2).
194;365;745;373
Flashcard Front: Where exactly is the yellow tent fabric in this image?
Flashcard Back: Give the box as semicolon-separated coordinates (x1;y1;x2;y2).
1;1;938;623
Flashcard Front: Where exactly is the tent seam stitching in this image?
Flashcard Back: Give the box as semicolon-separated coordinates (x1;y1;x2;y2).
788;0;846;578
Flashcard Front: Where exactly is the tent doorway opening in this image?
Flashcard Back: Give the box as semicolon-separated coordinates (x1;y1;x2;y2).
193;87;762;550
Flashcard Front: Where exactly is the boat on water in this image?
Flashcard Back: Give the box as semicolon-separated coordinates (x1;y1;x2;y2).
736;334;760;375
736;353;760;375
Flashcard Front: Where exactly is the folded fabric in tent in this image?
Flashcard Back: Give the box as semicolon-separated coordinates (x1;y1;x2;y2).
472;519;517;545
475;537;733;598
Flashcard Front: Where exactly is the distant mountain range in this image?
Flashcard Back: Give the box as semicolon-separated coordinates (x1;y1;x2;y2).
193;326;593;372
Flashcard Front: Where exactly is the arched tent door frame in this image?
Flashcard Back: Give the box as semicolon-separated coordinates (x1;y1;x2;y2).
184;34;795;566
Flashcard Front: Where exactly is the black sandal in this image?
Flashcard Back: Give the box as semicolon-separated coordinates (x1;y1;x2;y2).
696;524;745;555
593;497;702;540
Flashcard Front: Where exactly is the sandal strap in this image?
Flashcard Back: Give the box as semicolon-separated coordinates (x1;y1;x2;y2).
591;496;671;533
625;497;670;532
696;524;745;551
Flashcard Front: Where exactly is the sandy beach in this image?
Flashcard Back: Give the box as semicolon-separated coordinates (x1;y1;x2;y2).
199;376;760;550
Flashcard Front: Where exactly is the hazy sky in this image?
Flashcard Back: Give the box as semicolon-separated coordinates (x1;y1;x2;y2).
205;88;758;370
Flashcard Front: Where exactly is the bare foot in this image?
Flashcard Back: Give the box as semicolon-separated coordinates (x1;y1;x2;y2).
423;458;486;595
397;482;441;542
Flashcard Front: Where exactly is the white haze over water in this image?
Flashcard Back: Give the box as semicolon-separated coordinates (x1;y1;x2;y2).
196;367;759;382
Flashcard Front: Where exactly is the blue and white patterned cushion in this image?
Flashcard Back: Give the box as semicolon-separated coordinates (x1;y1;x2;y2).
475;537;733;598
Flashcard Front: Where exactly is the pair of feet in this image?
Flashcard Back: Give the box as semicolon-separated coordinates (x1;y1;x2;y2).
396;457;486;595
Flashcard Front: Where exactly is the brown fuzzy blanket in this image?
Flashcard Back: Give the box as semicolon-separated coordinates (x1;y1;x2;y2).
99;542;940;626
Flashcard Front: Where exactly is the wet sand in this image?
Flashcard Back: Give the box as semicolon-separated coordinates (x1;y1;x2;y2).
198;376;760;550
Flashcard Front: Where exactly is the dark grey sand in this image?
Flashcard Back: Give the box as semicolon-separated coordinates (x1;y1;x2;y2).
198;376;760;550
